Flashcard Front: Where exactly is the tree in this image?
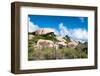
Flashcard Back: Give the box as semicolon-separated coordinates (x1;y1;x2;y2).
84;41;88;46
63;35;71;43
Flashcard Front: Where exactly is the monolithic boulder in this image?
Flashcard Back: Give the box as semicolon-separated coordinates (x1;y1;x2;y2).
34;28;54;35
55;37;67;48
57;42;67;48
56;37;67;43
68;41;79;48
37;39;54;48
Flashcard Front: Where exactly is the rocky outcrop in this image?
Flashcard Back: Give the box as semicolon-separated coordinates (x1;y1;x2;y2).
57;42;67;48
68;41;79;48
56;37;67;43
37;39;54;48
56;37;67;48
33;28;54;35
28;34;34;40
29;28;80;49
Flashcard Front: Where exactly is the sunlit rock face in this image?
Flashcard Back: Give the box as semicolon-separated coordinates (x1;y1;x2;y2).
33;28;54;35
28;34;34;40
29;28;80;49
56;37;67;48
37;39;54;48
67;41;79;48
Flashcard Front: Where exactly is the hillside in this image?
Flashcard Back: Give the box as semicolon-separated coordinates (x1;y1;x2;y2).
28;28;88;60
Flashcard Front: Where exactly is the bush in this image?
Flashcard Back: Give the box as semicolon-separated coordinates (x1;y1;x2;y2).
28;46;88;60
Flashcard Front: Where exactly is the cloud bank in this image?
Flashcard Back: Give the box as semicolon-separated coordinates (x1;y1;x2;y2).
28;18;39;32
59;23;88;41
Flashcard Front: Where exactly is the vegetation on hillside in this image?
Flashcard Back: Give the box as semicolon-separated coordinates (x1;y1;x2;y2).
63;35;71;43
28;33;88;60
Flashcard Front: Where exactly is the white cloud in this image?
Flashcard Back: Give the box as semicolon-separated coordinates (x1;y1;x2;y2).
28;18;39;32
69;29;88;41
59;23;69;37
58;23;88;41
54;29;60;36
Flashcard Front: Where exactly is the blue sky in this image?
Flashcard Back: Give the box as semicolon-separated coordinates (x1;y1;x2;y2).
28;15;88;41
28;15;88;31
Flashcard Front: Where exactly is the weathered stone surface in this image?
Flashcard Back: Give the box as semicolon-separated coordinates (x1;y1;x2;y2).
56;37;67;42
56;37;67;48
68;41;79;48
37;39;54;48
57;42;67;46
33;28;54;35
30;29;80;49
28;34;34;40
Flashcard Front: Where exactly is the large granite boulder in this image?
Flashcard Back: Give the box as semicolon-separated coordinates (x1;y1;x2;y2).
33;28;54;35
36;39;54;48
56;37;67;43
68;41;79;48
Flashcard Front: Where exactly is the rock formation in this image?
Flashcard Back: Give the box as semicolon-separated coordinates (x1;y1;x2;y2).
37;39;54;48
29;28;80;49
68;41;79;48
28;34;34;40
32;28;54;35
